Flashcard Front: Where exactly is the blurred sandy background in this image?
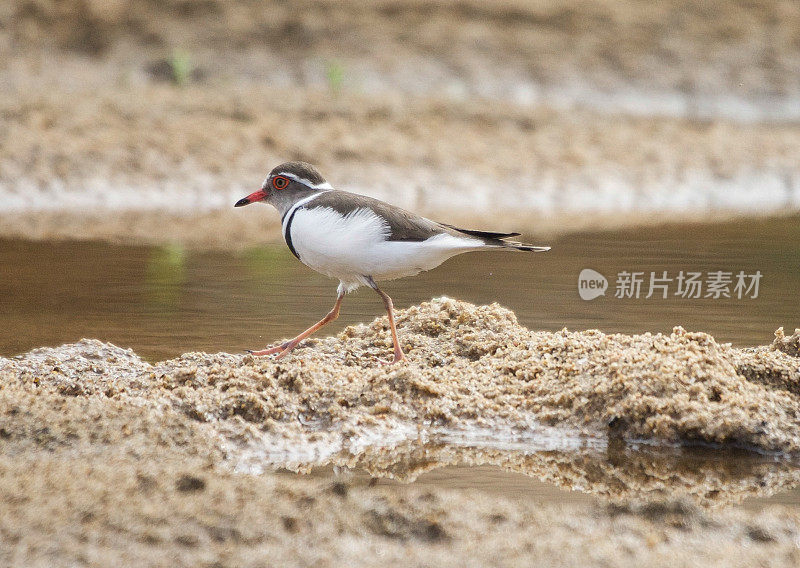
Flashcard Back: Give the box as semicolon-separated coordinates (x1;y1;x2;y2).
2;0;800;247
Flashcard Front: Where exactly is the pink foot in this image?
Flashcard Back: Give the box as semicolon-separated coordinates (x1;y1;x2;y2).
246;340;291;356
379;351;408;366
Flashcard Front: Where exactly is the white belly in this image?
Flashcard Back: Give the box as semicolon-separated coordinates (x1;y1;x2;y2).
287;206;483;288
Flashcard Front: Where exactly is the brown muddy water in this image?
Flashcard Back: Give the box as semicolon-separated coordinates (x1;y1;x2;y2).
2;216;798;361
2;215;800;509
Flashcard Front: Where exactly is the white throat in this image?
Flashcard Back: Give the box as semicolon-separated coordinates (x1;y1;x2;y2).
281;192;327;232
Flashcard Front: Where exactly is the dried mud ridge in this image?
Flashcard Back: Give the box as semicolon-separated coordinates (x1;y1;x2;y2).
2;298;799;503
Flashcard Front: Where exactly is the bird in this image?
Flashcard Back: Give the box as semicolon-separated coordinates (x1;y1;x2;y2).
234;161;550;364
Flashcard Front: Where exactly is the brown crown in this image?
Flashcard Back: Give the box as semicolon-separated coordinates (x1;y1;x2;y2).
269;161;326;186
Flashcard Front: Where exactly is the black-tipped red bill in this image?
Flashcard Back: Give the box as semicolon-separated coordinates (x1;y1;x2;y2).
234;189;267;207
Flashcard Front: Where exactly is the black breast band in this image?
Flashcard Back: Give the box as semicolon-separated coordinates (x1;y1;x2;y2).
283;207;302;260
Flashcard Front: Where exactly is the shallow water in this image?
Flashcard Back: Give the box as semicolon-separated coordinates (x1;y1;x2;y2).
266;428;800;509
2;216;798;360
2;216;799;507
292;460;800;510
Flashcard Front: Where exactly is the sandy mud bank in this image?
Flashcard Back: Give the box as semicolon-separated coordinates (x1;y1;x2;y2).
2;299;800;565
1;454;799;568
2;298;799;480
2;87;800;249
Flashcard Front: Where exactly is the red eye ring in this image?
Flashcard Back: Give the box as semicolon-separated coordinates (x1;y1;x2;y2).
272;175;290;190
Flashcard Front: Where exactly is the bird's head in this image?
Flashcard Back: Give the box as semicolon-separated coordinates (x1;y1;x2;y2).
234;161;332;213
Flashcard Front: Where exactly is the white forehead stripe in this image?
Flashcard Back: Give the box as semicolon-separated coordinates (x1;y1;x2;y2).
275;171;333;190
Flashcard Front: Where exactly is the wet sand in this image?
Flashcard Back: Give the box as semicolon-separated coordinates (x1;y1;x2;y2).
2;455;800;567
1;299;799;565
2;85;799;249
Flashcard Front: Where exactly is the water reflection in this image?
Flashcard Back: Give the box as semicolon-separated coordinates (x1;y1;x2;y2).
145;243;187;309
292;434;800;507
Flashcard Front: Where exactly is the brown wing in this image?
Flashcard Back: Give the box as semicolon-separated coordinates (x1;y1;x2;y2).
305;190;549;251
305;191;448;242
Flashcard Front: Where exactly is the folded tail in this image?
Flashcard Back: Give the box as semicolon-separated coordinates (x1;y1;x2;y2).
442;223;550;252
500;241;551;252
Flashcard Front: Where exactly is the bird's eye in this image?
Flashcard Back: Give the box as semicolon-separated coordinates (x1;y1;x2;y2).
272;176;290;190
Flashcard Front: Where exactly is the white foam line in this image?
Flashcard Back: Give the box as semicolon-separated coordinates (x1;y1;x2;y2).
225;418;421;475
434;423;608;454
2;167;798;220
355;65;800;123
222;416;607;476
0;179;245;216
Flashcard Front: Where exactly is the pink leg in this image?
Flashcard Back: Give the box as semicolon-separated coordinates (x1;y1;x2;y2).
248;292;344;359
370;283;406;364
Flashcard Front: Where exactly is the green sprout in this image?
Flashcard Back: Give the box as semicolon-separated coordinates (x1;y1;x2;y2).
169;49;193;86
325;60;345;94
